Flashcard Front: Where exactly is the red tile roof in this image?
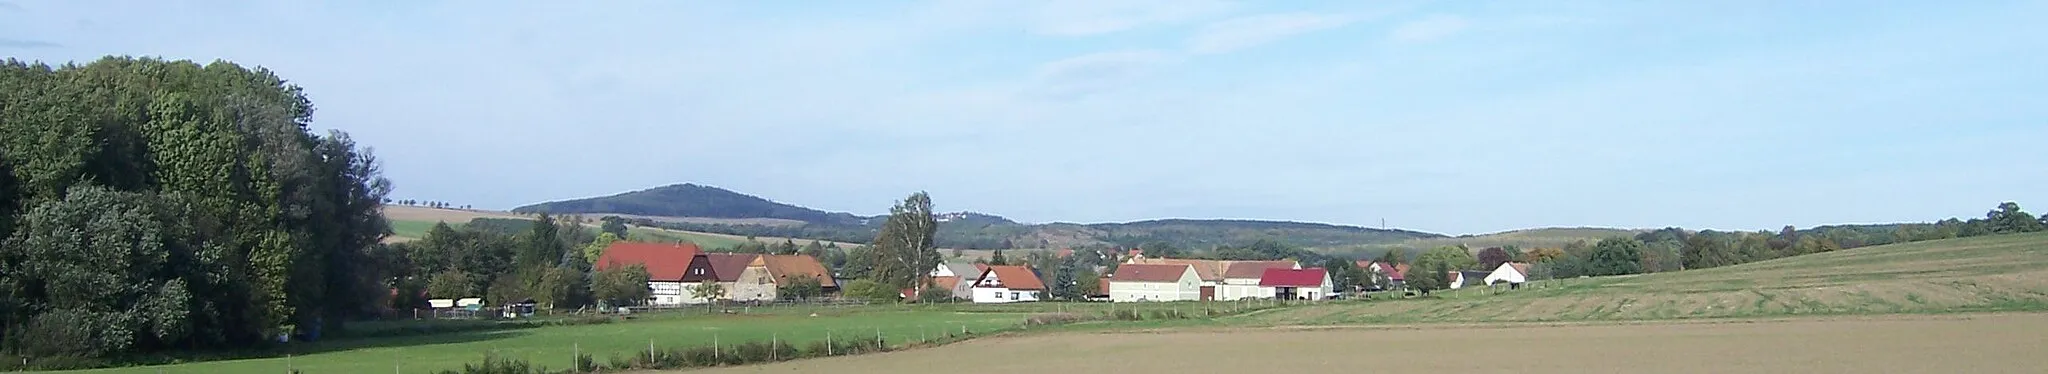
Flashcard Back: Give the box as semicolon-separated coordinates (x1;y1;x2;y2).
1371;262;1410;281
1259;268;1329;288
1223;261;1297;279
1113;264;1192;283
977;265;1045;290
594;242;702;281
759;254;838;288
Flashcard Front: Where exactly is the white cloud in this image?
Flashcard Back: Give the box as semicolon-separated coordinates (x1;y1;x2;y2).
1025;0;1236;36
1027;50;1176;99
1389;14;1469;43
1187;12;1357;54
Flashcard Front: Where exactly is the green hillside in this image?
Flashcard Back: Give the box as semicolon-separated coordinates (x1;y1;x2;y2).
1252;232;2048;325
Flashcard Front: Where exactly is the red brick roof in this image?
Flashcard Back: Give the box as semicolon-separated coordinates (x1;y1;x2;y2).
1113;264;1192;283
1223;261;1296;279
594;242;702;281
759;254;838;288
1371;262;1410;281
977;265;1045;290
1259;268;1329;287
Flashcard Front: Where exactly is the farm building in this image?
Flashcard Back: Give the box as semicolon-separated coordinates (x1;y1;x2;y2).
1219;261;1298;300
1443;271;1488;289
1259;268;1333;300
1129;257;1306;300
1485;262;1532;286
593;241;703;306
971;265;1046;303
731;254;838;302
1109;264;1202;302
1367;261;1410;289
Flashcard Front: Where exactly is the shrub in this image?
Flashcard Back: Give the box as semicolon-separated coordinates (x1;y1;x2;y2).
1024;312;1088;326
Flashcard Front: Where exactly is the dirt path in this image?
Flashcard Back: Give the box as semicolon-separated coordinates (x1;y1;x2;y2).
686;313;2048;373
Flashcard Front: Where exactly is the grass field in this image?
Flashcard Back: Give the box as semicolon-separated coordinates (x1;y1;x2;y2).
1345;227;1641;253
71;302;1233;374
1247;232;2048;325
708;313;2048;374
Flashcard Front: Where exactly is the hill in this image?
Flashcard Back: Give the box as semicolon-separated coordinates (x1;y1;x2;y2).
512;183;871;226
512;183;1446;249
1345;227;1643;253
382;206;861;250
1250;232;2048;324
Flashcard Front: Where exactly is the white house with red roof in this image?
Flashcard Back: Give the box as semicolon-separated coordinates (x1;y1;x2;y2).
1259;268;1334;300
1218;261;1298;300
1109;264;1201;302
593;242;703;306
971;265;1046;303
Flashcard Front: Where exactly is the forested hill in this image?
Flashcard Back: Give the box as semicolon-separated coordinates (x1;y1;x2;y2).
513;183;871;225
512;183;1446;249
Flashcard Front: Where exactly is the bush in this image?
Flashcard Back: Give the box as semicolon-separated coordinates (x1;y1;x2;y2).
1024;312;1089;326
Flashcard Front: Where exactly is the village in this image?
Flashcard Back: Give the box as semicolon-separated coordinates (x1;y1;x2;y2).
573;241;1540;307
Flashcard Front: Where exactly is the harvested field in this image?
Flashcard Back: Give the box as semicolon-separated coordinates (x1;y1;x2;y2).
694;313;2048;374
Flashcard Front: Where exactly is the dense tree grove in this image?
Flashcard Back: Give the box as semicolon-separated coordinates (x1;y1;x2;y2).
866;192;941;293
0;58;392;358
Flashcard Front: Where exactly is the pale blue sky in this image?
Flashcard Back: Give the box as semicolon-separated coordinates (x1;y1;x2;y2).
4;1;2043;235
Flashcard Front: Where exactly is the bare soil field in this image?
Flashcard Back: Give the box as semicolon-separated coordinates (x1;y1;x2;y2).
692;313;2048;374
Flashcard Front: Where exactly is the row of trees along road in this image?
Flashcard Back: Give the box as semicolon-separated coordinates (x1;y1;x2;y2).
0;57;393;360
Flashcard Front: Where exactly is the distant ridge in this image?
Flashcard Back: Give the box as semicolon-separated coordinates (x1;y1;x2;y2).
514;182;1448;249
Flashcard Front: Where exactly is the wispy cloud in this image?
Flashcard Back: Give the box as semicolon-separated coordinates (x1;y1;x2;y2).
1389;14;1469;43
1187;12;1357;54
1027;50;1175;99
0;38;60;49
0;2;21;12
1025;0;1235;36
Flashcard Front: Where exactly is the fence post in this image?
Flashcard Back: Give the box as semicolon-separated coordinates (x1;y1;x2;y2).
827;330;833;356
714;333;720;361
772;332;778;361
648;338;654;362
921;325;927;344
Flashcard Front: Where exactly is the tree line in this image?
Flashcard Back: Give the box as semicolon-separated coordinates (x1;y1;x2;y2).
0;57;392;360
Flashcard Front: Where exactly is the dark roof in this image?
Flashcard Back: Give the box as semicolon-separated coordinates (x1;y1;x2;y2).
703;253;759;282
1113;264;1192;283
1259;268;1329;287
977;265;1046;290
1460;271;1491;287
594;242;703;281
1223;261;1296;279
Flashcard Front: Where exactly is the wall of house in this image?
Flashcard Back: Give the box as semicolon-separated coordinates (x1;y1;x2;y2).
1218;279;1274;300
732;267;779;302
649;281;686;305
971;287;1040;303
1485;265;1527;285
1109;271;1202;302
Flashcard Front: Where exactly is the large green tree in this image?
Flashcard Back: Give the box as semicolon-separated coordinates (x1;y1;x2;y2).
1584;237;1644;277
1986;202;2045;234
868;192;940;293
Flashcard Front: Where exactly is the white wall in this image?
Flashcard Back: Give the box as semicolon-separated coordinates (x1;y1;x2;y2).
1109;269;1202;302
972;287;1040;303
1217;279;1273;301
1485;263;1528;285
649;281;685;306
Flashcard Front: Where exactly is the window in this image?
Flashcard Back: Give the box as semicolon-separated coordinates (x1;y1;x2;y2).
1010;292;1019;300
693;268;705;275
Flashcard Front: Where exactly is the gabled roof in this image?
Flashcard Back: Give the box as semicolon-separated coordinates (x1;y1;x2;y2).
932;276;961;292
976;265;1046;290
1506;262;1531;276
1370;262;1410;281
1113;264;1192;283
703;253;759;282
1223;261;1297;279
594;242;703;281
1460;271;1491;287
758;254;837;288
1131;258;1227;281
1260;268;1329;287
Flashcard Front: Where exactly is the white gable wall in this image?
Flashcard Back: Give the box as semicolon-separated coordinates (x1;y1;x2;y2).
1109;267;1202;302
1486;263;1528;284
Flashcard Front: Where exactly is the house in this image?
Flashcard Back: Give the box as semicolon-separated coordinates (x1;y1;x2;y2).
1461;271;1491;289
1109;264;1202;302
1366;262;1411;289
970;265;1045;303
1259;268;1333;300
1086;276;1112;301
1485;262;1532;287
732;254;838;302
928;262;984;299
672;252;762;304
593;242;703;306
1444;271;1467;290
1218;261;1298;300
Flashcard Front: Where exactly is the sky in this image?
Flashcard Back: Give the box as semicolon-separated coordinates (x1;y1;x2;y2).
3;1;2044;235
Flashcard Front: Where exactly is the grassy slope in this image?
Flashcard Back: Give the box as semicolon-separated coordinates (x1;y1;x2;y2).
1251;232;2048;325
1346;227;1639;252
82;303;1221;374
382;206;852;250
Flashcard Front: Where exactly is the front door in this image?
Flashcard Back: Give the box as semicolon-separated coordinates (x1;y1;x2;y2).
1200;286;1216;301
